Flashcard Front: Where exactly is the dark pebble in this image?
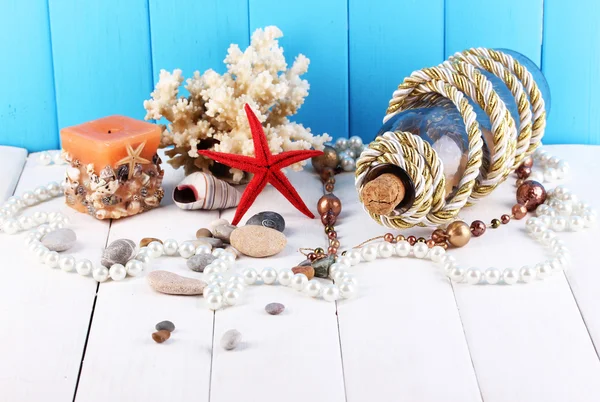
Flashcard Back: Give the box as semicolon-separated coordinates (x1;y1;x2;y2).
155;320;175;332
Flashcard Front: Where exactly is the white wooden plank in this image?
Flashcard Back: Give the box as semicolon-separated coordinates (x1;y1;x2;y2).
0;145;27;200
75;154;217;402
333;172;483;402
450;144;600;402
212;173;346;402
0;152;110;402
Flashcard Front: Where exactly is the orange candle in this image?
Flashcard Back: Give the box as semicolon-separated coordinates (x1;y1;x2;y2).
60;115;165;219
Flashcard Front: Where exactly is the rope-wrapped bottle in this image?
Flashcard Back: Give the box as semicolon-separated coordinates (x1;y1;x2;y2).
356;48;551;229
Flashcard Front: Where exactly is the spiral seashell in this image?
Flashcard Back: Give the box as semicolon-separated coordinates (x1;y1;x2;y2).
173;172;241;210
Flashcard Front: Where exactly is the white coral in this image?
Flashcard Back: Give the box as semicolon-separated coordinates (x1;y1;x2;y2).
144;26;331;182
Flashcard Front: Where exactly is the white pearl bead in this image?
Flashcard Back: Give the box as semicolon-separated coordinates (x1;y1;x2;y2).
342;273;358;286
442;261;457;275
395;240;411;257
540;230;556;246
109;264;127;281
33;211;47;224
547;155;561;168
465;268;482;285
242;268;258;285
277;269;294;286
22;191;37;206
519;265;536;283
449;266;465;282
213;260;231;272
204;284;221;296
161;239;178;255
193;244;210;256
529;225;545;238
335;137;349;150
336;256;352;267
536;204;550;216
34;186;50;201
223;289;240;306
44;251;60;268
332;270;346;282
53;151;65;165
328;262;347;278
557;255;570;269
322;284;340;302
49;221;65;230
551;216;567;231
206;293;223;310
341;158;356;172
536;262;552;279
349;135;363;149
92;266;109;282
38;151;53;165
17;215;35;230
378;242;395;258
529;171;544;182
208;273;224;283
361;244;378;262
429;246;446;263
146;241;163;258
225;280;245;292
347;249;362;265
413;242;429;259
212;248;225;257
569;215;585;232
484;268;501;285
555;202;572;216
178;241;196;258
502;268;519;285
28;241;41;252
261;267;277;284
543;168;557;182
219;252;235;263
58;255;76;272
3;219;20;234
47;181;62;197
583;211;597;228
305;280;322;297
34;245;49;262
291;273;308;291
76;259;93;276
339;282;357;299
203;265;217;275
539;215;553;227
136;252;151;263
125;259;144;276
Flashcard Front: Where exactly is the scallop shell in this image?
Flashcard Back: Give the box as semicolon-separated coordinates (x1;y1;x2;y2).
173;172;241;210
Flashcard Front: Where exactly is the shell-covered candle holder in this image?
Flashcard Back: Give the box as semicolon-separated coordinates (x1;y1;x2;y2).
356;48;550;229
60;115;165;220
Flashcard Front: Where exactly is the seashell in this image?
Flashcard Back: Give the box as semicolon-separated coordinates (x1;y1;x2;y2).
144;195;160;207
66;167;80;181
173;172;241;210
100;165;116;181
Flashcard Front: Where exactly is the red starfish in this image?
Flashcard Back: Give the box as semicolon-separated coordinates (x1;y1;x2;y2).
199;104;324;225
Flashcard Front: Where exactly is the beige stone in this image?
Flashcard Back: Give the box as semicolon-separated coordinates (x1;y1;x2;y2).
147;270;207;295
230;226;287;258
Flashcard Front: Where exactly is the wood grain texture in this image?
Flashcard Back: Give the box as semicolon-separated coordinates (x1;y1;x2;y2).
348;0;445;142
249;0;349;139
542;1;600;144
444;0;544;64
0;153;109;401
0;0;59;151
48;0;153;131
75;154;217;402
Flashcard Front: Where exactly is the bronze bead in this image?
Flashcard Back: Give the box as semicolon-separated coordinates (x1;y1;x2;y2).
314;247;325;255
491;219;501;228
512;204;528;220
436;242;449;250
325;225;334;233
308;253;317;261
470;220;486;237
327;177;336;185
521;157;533;168
426;239;436;248
501;214;511;224
431;229;447;243
446;221;471;247
328;246;338;255
407;236;417;246
325;183;335;192
516;178;524;187
417;237;426;243
328;231;337;239
320;167;335;182
312;146;339;173
321;211;337;226
516;180;547;211
384;233;394;243
330;239;340;248
395;235;405;242
515;165;531;179
317;194;342;216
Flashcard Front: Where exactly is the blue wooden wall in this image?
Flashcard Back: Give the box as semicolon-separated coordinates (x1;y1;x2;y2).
1;0;598;152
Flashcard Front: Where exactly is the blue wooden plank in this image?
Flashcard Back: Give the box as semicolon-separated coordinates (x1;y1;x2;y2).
149;0;249;80
349;0;445;142
542;0;600;144
48;0;153;131
0;0;58;151
249;0;349;139
445;0;544;65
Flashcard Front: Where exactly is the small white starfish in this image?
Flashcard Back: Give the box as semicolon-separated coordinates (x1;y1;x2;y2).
116;141;151;179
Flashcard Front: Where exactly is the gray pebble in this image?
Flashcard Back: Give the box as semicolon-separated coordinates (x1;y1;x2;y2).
193;237;224;248
245;211;285;232
187;253;217;272
312;254;336;278
221;329;242;350
101;239;136;267
155;320;175;332
41;228;77;252
265;302;285;315
212;224;237;243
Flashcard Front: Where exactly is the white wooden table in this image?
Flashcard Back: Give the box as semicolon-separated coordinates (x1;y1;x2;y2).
1;144;599;402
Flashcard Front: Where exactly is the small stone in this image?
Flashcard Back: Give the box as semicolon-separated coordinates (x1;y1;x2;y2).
101;239;136;267
312;254;336;278
41;228;77;252
140;237;162;248
212;224;237;243
152;330;171;343
155;320;175;332
147;270;207;295
292;266;315;280
208;218;230;232
195;228;213;238
230;226;287;258
220;329;242;350
265;302;285;315
245;211;285;232
225;246;240;258
187;253;217;272
193;237;223;248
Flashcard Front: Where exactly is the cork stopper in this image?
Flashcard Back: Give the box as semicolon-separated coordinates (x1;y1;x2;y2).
360;173;406;215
